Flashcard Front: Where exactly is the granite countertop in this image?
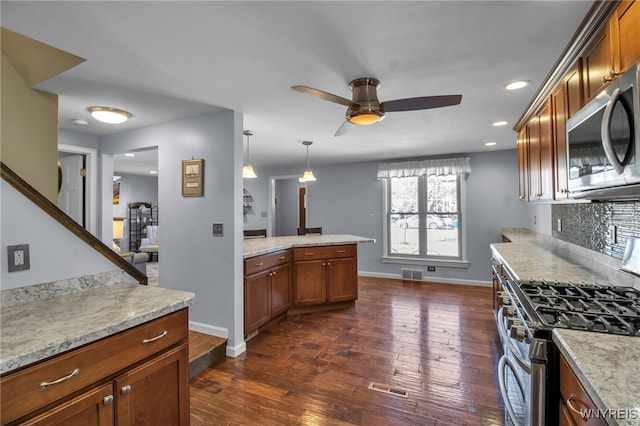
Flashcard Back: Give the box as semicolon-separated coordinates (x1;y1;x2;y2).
243;234;375;258
0;282;194;374
553;329;640;426
493;228;640;425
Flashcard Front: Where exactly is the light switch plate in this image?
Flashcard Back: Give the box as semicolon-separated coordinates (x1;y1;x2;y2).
7;244;30;272
212;223;223;236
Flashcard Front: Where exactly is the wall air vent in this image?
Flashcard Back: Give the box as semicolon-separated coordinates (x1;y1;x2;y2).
401;269;423;281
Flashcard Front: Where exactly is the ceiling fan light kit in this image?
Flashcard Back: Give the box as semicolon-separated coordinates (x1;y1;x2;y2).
88;106;131;124
292;76;461;136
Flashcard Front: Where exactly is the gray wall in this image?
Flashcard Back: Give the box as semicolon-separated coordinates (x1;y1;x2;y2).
99;111;246;356
256;149;533;285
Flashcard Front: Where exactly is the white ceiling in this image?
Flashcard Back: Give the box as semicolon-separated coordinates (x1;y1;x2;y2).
2;1;594;172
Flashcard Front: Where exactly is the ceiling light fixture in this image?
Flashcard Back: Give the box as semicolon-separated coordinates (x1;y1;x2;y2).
243;130;257;179
124;153;136;157
485;141;497;147
72;119;89;126
299;141;317;183
88;106;131;124
346;78;384;125
504;81;530;91
149;170;157;174
493;120;508;127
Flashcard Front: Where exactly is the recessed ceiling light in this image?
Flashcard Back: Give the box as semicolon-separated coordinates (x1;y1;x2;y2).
72;119;89;126
504;81;530;90
485;142;497;147
124;153;136;157
88;107;131;124
493;120;508;127
149;170;157;174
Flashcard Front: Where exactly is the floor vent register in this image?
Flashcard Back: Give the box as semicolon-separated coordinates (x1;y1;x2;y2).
368;382;409;398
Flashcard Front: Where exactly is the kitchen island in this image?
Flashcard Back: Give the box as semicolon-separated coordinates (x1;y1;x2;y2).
243;234;374;335
492;228;640;426
0;273;194;424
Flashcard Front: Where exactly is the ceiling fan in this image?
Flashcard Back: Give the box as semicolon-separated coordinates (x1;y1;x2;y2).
291;77;462;136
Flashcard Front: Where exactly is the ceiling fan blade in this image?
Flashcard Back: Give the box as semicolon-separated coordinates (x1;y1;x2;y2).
382;95;462;112
291;85;354;107
334;120;355;137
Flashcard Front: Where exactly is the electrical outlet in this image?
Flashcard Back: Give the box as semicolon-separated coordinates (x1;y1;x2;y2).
427;266;436;272
7;244;30;272
212;223;224;236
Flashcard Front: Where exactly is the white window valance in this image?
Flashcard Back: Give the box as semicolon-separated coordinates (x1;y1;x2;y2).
377;157;471;179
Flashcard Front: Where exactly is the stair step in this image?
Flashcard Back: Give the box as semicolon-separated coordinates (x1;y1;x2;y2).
189;330;227;379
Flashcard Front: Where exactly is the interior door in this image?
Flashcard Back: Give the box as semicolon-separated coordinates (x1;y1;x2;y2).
274;178;299;236
57;154;85;226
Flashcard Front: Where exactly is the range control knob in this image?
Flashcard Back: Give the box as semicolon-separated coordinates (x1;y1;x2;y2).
502;306;515;317
507;318;521;328
510;325;526;342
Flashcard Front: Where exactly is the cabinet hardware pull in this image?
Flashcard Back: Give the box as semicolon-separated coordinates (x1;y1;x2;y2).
327;262;331;265
39;368;79;389
273;271;277;275
336;250;346;253
305;252;315;256
566;394;588;420
142;330;168;344
255;262;264;266
121;385;132;395
103;395;114;405
278;256;285;260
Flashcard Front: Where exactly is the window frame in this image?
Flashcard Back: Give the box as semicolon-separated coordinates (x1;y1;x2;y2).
381;173;469;268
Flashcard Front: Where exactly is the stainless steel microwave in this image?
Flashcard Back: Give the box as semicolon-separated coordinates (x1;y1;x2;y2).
566;62;640;200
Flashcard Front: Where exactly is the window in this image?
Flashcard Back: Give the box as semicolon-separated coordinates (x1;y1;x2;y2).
378;158;470;267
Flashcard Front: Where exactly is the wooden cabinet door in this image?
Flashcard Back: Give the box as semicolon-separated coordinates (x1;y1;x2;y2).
582;23;615;102
517;128;528;202
293;259;326;306
115;345;189;426
244;270;271;332
270;262;292;316
564;60;584;119
612;1;640;74
538;101;554;201
325;257;358;303
559;400;577;426
527;116;541;201
552;83;569;199
21;382;114;426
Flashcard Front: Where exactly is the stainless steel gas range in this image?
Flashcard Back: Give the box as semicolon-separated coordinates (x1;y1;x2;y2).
492;261;640;426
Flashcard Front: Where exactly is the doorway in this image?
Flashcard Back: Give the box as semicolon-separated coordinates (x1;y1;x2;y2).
270;176;306;237
57;144;98;235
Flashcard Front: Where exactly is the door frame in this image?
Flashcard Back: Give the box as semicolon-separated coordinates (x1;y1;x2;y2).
58;144;98;235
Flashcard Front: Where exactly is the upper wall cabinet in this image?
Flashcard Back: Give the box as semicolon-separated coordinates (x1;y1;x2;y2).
612;1;640;76
514;0;639;203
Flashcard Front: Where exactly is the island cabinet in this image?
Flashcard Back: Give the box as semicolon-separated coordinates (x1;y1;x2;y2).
0;309;190;426
244;249;292;334
292;244;357;307
558;354;606;426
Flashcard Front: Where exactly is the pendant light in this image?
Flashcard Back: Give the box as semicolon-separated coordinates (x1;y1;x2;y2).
243;130;257;179
299;141;317;182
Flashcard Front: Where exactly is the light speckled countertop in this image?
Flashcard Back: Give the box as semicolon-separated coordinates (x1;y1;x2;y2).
243;234;375;258
0;282;194;374
493;228;640;425
553;329;640;426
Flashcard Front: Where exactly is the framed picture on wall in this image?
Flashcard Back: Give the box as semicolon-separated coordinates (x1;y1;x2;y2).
113;179;121;204
182;158;204;197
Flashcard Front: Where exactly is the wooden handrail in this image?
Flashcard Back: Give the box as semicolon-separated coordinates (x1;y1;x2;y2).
1;161;148;285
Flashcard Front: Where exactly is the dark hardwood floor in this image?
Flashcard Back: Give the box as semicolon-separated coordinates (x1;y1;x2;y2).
190;276;506;425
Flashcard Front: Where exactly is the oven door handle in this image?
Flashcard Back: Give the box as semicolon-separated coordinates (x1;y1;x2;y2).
498;355;527;426
601;86;625;175
497;307;531;373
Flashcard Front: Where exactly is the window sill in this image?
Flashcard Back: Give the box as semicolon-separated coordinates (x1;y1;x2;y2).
381;256;470;269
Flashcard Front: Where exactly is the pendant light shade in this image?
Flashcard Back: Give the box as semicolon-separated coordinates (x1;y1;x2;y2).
299;141;317;182
243;130;257;179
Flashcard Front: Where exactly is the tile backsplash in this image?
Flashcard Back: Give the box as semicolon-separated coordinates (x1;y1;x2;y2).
552;201;640;259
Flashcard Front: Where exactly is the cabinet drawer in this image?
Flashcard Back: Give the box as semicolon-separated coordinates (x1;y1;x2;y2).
1;309;188;424
245;250;291;275
559;354;606;426
293;244;356;261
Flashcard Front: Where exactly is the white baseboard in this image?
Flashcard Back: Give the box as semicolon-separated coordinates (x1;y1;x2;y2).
189;320;228;338
188;321;246;358
358;270;491;287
